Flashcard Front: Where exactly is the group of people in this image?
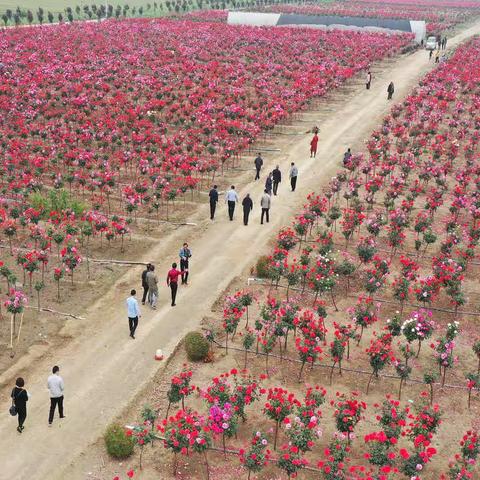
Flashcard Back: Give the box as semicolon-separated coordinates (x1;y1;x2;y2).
208;158;299;225
430;48;447;64
127;244;192;338
10;366;65;433
364;70;395;101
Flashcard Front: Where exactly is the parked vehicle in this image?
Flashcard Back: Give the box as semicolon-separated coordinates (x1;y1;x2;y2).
426;36;437;50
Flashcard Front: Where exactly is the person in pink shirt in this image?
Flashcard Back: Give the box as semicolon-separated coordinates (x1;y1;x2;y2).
166;263;187;307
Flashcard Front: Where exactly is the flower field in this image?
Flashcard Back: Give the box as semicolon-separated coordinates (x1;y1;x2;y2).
261;1;480;34
0;19;411;334
0;19;410;226
118;36;480;480
0;17;414;378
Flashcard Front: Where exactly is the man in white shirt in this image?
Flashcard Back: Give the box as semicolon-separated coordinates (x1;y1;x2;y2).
289;162;299;192
225;185;239;221
126;289;141;338
47;365;65;425
260;189;271;225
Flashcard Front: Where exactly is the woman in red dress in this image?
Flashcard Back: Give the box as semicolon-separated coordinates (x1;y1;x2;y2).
310;133;319;158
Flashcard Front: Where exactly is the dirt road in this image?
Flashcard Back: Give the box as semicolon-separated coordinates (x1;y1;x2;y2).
1;21;480;480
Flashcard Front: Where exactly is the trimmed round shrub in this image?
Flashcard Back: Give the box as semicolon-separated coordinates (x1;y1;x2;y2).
104;423;134;458
255;255;271;278
185;331;210;362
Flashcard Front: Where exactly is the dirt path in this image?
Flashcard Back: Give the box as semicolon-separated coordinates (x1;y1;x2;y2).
2;22;480;479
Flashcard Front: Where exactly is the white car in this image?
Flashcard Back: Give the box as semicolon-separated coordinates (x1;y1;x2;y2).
425;36;437;50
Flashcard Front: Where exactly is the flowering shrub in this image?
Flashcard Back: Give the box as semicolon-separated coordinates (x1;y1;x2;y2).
401;310;436;357
366;333;395;393
166;369;194;415
208;401;238;451
277;444;308;478
333;393;366;440
264;387;299;449
239;431;270;479
4;288;28;315
160;409;211;455
349;296;378;343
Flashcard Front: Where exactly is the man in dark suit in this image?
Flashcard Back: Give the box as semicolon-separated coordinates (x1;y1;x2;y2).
242;194;253;226
209;185;218;220
272;165;281;196
254;153;263;181
141;263;152;305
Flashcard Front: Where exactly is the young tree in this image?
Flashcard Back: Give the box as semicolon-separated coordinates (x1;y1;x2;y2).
37;7;44;23
27;10;33;24
47;11;54;22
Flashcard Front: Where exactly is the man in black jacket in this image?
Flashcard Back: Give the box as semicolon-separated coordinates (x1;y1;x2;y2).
387;82;394;100
272;165;281;196
254;153;263;181
141;263;152;305
242;194;253;226
209;185;218;220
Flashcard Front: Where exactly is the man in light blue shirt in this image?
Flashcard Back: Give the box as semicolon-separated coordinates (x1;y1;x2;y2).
126;289;141;339
225;185;239;221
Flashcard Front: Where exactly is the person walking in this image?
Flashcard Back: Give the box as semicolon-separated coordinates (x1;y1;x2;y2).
310;132;319;158
272;165;281;196
179;243;192;285
242;193;253;226
435;49;440;64
265;172;273;196
429;49;433;61
146;265;158;309
141;263;152;305
47;366;65;425
225;185;239;221
387;82;395;100
366;70;372;90
11;377;28;433
343;148;352;166
260;189;271;225
126;289;141;338
167;263;186;307
209;185;218;221
254;153;263;180
289;162;298;192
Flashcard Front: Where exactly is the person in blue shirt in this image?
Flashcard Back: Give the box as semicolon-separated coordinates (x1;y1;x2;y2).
126;289;141;339
179;243;192;285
